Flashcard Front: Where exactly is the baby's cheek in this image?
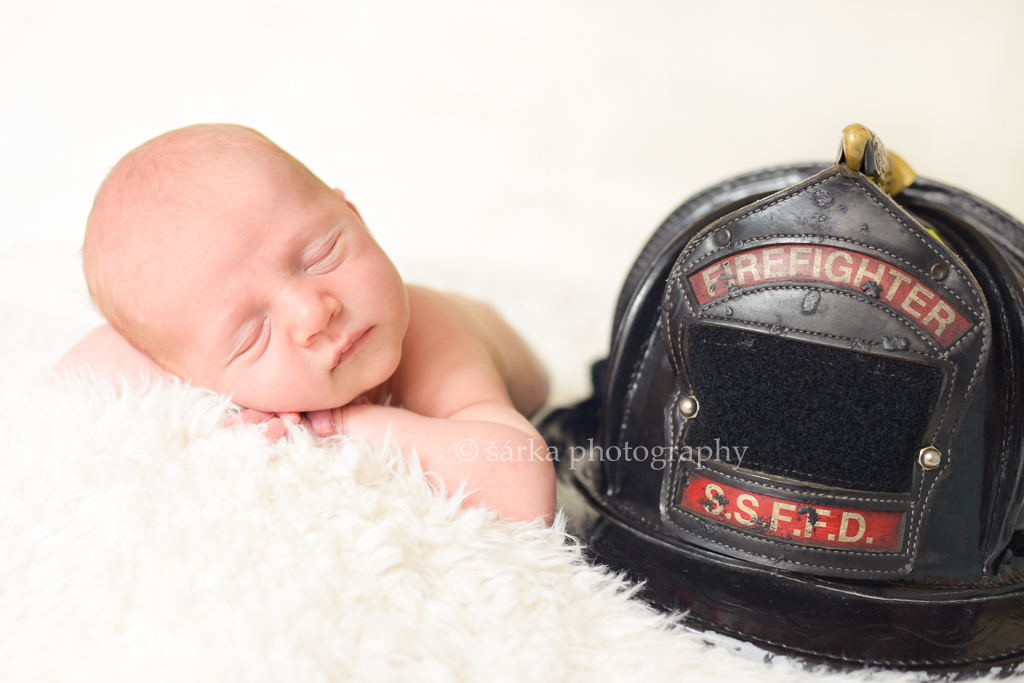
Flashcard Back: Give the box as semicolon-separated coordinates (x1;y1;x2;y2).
232;380;292;413
236;366;331;414
204;367;279;413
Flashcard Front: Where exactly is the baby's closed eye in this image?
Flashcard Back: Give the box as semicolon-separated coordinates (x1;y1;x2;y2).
302;232;343;273
231;318;270;363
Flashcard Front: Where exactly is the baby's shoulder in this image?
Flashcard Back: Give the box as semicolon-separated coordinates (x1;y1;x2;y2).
392;285;509;415
405;284;494;331
402;284;497;360
398;285;548;418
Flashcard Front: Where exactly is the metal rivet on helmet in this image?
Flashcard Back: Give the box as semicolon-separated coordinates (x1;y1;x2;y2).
678;396;699;419
918;445;942;470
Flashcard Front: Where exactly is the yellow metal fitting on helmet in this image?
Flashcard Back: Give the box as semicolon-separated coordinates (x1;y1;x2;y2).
838;123;917;197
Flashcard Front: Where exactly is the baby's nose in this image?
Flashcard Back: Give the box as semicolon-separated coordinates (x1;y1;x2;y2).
282;285;342;346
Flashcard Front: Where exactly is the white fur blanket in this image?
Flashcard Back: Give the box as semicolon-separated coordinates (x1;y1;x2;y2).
0;374;939;683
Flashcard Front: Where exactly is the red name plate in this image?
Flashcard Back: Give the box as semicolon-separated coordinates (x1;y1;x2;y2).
688;243;970;347
678;472;904;551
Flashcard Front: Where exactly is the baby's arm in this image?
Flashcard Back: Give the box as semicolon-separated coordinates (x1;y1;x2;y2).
338;402;553;522
54;324;170;382
55;325;301;438
328;286;554;523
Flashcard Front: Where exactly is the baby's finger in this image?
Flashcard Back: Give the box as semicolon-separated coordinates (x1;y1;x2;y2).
278;411;302;425
261;417;289;442
307;409;335;437
226;409;275;427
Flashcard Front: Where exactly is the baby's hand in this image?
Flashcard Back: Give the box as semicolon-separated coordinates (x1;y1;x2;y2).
225;409;301;441
308;394;372;438
226;395;370;441
306;409;335;438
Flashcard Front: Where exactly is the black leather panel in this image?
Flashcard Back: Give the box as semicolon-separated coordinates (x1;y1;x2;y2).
658;166;990;577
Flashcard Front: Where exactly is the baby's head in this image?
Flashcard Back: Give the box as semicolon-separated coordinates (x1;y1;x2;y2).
84;124;409;412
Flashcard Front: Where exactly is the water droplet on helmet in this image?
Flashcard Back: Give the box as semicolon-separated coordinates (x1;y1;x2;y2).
801;291;821;315
810;189;835;208
881;335;909;351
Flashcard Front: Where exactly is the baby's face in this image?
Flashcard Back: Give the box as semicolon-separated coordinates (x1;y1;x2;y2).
145;156;408;413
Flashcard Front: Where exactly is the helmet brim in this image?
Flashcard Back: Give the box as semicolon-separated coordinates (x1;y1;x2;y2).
548;402;1024;672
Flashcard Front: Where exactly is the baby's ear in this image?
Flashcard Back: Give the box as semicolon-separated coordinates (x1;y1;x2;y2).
334;188;364;224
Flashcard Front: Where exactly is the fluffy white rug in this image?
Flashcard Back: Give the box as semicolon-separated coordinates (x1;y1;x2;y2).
0;372;936;683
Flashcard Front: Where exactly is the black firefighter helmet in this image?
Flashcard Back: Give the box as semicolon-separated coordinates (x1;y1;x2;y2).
541;125;1024;672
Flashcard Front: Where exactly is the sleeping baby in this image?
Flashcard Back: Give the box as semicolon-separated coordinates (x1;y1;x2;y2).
56;124;554;523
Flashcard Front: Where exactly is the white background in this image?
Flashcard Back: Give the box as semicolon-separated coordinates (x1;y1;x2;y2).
2;0;1022;402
